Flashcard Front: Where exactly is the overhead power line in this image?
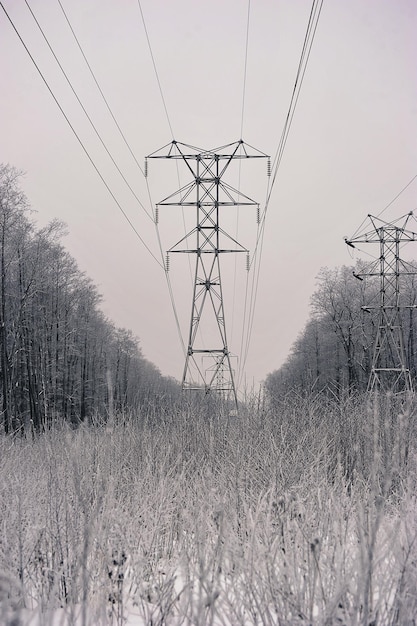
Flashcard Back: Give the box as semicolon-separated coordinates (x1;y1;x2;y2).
3;0;326;391
137;2;197;360
56;0;147;180
237;0;324;387
32;0;186;366
24;0;153;222
377;173;417;218
137;0;174;139
240;0;251;139
267;0;324;206
232;0;252;365
0;1;163;268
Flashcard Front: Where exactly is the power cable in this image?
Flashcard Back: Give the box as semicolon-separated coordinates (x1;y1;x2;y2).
349;173;417;241
56;0;147;180
239;0;324;383
231;0;251;353
377;174;417;218
144;173;187;358
0;1;163;268
24;0;153;222
136;1;193;289
137;0;174;139
238;0;324;386
14;0;186;359
135;5;190;277
134;5;192;358
267;0;323;204
137;4;208;362
56;0;185;354
238;216;265;387
240;0;251;140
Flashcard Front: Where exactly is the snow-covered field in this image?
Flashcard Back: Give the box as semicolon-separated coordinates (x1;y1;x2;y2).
1;396;417;625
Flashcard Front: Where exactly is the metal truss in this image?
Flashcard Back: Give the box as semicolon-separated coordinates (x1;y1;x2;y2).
147;140;268;408
345;212;417;394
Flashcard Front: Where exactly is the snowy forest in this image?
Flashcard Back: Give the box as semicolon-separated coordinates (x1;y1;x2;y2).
0;165;179;435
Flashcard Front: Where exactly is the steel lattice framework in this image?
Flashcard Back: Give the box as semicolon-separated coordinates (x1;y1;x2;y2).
147;140;268;407
345;212;417;394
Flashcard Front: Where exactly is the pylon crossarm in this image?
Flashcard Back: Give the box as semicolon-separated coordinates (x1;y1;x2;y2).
168;232;197;253
359;271;417;279
346;213;417;246
209;139;269;159
148;139;269;161
147;141;204;159
171;248;247;254
348;232;417;246
157;180;196;205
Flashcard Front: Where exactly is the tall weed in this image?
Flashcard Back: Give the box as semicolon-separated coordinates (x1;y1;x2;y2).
0;394;416;624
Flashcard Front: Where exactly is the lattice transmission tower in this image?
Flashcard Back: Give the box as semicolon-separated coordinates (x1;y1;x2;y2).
345;212;417;394
147;140;269;407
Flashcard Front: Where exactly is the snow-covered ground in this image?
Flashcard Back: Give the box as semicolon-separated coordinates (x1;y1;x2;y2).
1;401;417;625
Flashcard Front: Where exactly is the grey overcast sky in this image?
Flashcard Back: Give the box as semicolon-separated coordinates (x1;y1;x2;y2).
1;0;416;393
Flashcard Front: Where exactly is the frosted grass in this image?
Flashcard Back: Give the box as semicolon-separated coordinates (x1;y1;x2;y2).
1;395;416;625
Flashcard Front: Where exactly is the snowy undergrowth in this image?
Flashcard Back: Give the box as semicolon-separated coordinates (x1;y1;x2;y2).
1;396;417;625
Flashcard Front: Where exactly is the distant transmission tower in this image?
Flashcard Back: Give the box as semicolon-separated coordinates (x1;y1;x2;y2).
345;212;417;394
147;140;268;407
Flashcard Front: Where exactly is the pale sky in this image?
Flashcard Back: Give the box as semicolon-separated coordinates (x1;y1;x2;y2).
1;0;416;394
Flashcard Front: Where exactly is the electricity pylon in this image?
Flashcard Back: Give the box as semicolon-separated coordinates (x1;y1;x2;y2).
147;140;268;408
345;212;417;394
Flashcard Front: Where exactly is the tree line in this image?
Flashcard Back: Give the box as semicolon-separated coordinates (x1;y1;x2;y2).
0;164;179;434
265;262;417;401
